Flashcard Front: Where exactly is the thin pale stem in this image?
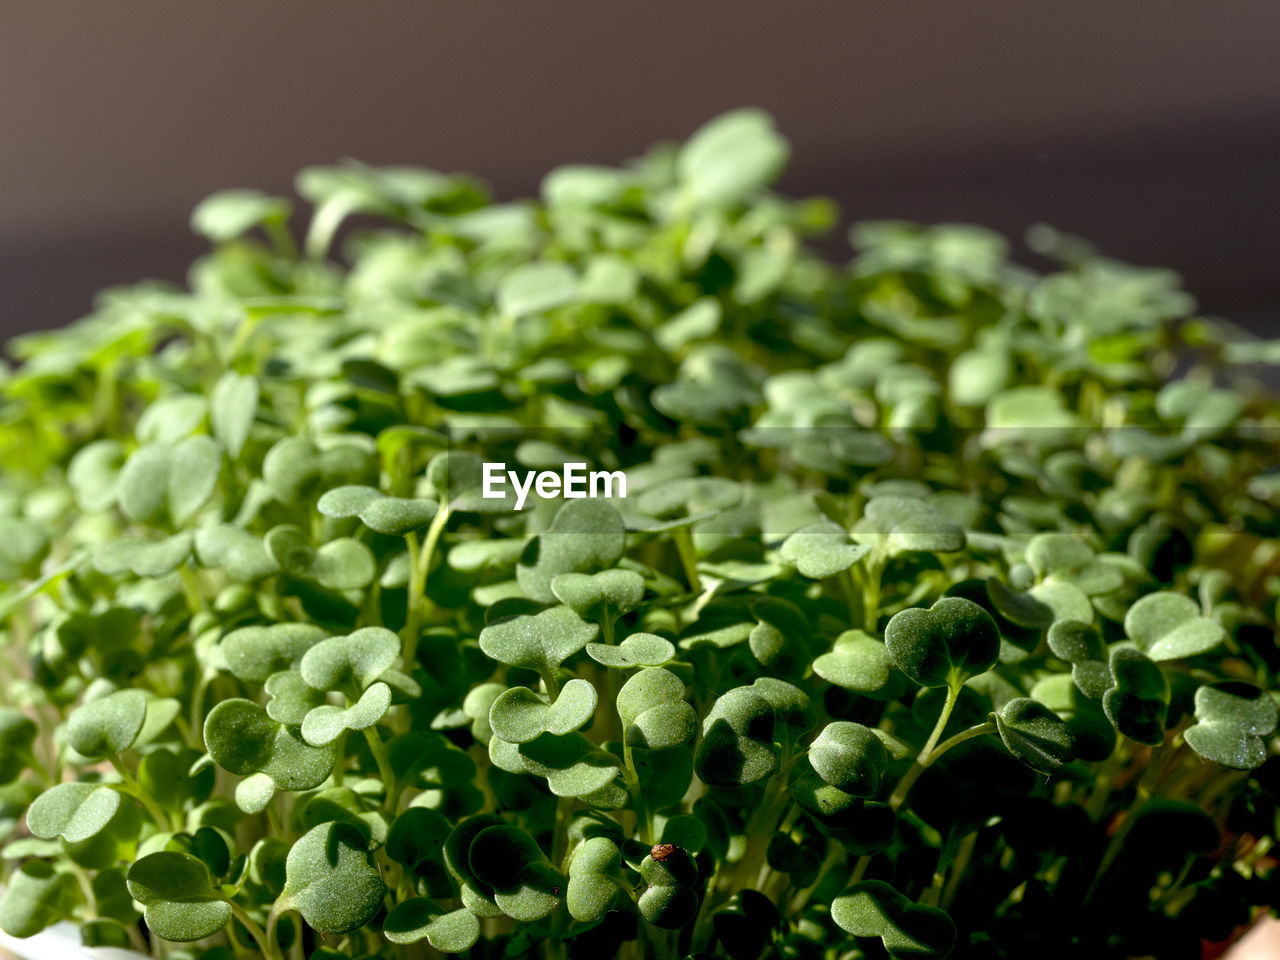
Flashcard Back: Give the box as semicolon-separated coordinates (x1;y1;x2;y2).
110;756;173;831
232;902;283;960
362;727;397;805
402;505;449;668
672;527;701;592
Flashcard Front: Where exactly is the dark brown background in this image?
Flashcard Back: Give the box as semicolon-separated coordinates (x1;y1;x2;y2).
2;1;1279;337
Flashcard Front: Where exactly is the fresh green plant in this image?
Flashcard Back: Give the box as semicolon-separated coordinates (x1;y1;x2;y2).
1;109;1279;960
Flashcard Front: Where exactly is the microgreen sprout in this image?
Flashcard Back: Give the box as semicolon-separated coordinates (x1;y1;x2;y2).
1;109;1279;960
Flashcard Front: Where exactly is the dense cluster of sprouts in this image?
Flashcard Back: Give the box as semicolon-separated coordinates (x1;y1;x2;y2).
1;111;1278;960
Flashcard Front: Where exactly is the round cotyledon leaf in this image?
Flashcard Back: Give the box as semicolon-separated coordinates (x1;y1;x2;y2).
0;861;76;938
808;721;890;796
203;699;336;797
994;698;1077;774
64;689;148;759
587;632;677;669
479;605;598;681
551;569;645;620
220;623;328;684
489;678;598;744
637;843;699;929
383;900;480;952
26;783;122;843
516;499;626;603
694;687;777;787
467;824;565;922
854;496;965;555
1046;620;1111;699
566;836;628;923
812;630;904;700
884;597;1000;689
1124;591;1227;661
0;708;37;784
1184;682;1279;770
300;682;393;746
300;626;400;692
780;520;871;579
280;821;386;935
317;484;439;535
125;851;231;942
677;108;788;210
209;370;259;459
1102;648;1169;746
831;879;956;959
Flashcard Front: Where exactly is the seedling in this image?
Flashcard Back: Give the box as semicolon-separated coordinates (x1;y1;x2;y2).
1;109;1279;960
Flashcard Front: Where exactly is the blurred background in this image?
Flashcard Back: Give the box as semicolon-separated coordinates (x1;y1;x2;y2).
2;0;1279;337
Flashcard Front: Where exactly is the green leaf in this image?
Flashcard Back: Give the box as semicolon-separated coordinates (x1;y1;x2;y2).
516;499;627;603
655;297;721;352
1026;533;1123;595
1046;620;1111;699
383;900;480;951
831;879;956;958
262;438;376;506
496;262;578;317
479;605;598;680
0;708;37;784
26;783;122;843
0;518;49;581
386;806;451;874
488;678;598;744
812;630;904;700
994;698;1076;774
1184;683;1279;770
220;623;328;683
194;524;279;581
854;496;965;554
94;533;193;578
466;824;565;921
808;721;889;796
678;109;789;209
65;689;148;758
301;682;392;746
282;822;387;935
264;671;326;725
168;435;223;526
1102;648;1169;746
884;596;1000;689
203;699;335;800
780;520;871;579
210;371;259;459
694;687;777;787
1029;674;1116;762
117;444;173;524
425;451;514;513
637;844;699;928
67;440;125;512
587;632;676;669
551;569;644;621
317;484;439;535
125;851;231;942
566;836;627;922
515;732;622;800
312;538;376;590
191;189;291;243
0;861;76;938
299;626;400;692
1124;591;1227;661
117;437;222;527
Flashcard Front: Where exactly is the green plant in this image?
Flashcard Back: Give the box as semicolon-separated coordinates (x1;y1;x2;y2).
1;109;1279;960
